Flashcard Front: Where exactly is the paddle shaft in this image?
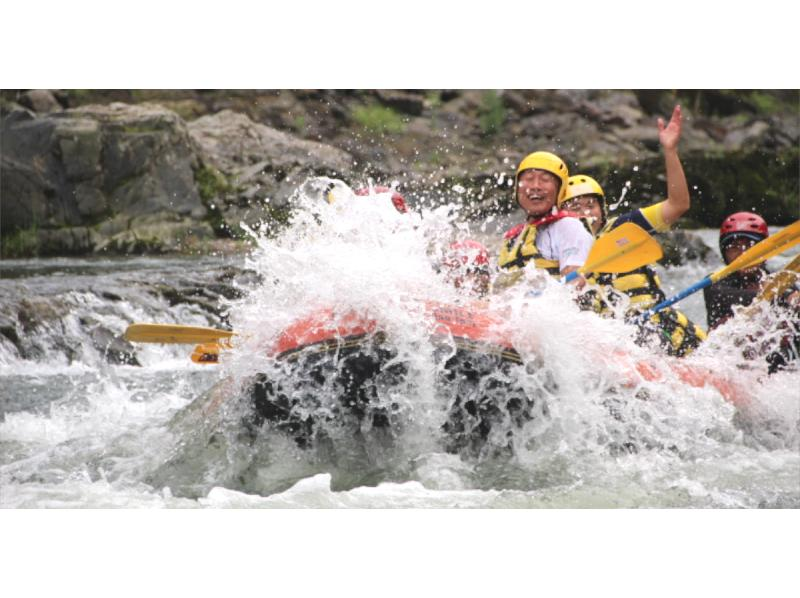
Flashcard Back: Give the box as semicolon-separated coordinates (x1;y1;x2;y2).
641;276;712;318
642;220;800;319
124;323;235;344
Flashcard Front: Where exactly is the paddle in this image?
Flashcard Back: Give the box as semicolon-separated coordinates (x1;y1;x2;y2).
641;219;800;319
755;254;800;303
124;323;235;344
562;222;663;283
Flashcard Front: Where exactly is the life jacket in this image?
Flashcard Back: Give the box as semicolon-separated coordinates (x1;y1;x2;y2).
581;216;706;357
497;211;576;277
641;307;708;358
582;216;666;311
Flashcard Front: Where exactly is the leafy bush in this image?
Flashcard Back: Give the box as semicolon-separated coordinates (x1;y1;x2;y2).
1;224;39;258
351;103;406;134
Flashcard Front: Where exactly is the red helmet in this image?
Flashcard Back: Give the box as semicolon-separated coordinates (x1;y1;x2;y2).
719;212;768;251
354;185;408;213
443;240;490;272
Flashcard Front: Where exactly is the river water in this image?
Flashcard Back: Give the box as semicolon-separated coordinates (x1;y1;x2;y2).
1;187;798;509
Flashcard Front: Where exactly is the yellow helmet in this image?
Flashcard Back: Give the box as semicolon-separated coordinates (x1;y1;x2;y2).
559;174;605;209
515;151;569;203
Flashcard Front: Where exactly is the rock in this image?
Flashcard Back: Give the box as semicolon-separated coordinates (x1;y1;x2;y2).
19;90;63;113
373;90;425;116
658;230;713;266
440;90;486;117
579;91;644;129
157;99;208;120
3;91;799;258
188;110;355;228
1;102;208;255
54;118;102;180
95;214;131;237
518;112;584;142
148;283;224;317
0;101;30;118
37;227;93;255
94;214;215;254
501;91;537;117
17;297;68;332
613;124;662;150
189;110;352;174
723;120;771;151
0;314;20;346
74;183;108;217
88;325;140;366
0;154;55;235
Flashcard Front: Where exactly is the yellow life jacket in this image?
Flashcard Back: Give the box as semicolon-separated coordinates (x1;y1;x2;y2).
498;212;576;277
585;216;666;310
582;216;706;357
641;307;708;358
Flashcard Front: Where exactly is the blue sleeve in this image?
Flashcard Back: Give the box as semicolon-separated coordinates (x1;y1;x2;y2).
608;208;657;234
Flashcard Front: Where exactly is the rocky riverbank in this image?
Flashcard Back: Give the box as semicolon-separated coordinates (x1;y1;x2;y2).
2;89;797;258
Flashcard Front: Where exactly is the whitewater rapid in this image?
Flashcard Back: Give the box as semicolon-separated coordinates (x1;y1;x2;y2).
1;181;798;508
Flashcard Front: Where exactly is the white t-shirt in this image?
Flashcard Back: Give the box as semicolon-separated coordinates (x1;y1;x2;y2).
535;217;593;270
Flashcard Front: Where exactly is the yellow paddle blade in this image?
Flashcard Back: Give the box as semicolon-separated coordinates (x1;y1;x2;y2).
580;222;663;275
191;342;221;364
712;220;800;283
124;323;236;344
755;254;800;303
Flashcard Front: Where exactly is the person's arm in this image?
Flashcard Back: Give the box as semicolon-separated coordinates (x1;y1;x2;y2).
658;105;690;227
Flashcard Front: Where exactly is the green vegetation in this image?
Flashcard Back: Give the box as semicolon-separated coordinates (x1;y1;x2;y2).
425;90;442;109
119;124;165;135
636;90;798;117
1;224;39;258
478;90;506;137
292;115;306;133
748;91;783;114
195;165;232;202
64;89;96;103
351;103;406;134
263;205;293;232
194;164;235;237
582;145;800;227
427;149;444;166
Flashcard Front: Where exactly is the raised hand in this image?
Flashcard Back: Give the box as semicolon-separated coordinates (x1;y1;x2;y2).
658;104;682;151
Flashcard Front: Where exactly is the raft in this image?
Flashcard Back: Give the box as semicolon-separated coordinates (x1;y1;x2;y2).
245;300;537;457
191;299;750;456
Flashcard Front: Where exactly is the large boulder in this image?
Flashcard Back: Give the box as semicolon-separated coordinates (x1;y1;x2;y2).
18;89;64;114
188;110;355;231
1;102;207;256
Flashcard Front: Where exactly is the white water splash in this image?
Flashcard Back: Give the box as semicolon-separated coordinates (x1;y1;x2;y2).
1;178;798;508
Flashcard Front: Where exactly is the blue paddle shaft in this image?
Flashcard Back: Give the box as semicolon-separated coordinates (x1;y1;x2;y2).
642;276;712;319
563;270;578;283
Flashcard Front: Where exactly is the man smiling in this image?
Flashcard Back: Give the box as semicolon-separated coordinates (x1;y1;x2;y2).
497;151;593;281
